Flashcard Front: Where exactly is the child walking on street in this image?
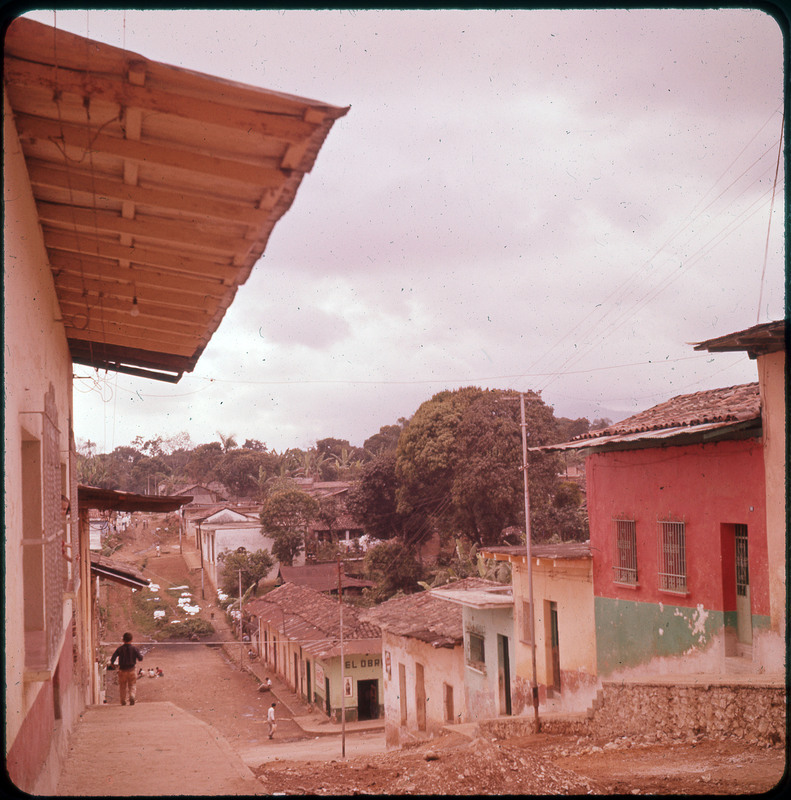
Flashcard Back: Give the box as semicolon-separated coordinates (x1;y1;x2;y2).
267;702;277;739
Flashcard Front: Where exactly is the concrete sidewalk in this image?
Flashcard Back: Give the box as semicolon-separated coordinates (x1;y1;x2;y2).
55;702;261;796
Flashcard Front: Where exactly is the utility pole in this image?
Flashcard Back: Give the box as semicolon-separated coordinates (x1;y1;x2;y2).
238;569;243;671
520;392;540;732
337;557;346;759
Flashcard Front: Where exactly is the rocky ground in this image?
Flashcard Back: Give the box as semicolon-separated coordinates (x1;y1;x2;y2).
252;731;785;796
102;513;787;796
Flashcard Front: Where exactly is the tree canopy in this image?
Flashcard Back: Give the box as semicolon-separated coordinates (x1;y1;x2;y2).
259;485;320;566
392;387;585;546
219;549;274;596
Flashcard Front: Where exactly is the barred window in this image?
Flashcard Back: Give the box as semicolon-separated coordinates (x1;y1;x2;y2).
613;519;638;585
657;520;687;593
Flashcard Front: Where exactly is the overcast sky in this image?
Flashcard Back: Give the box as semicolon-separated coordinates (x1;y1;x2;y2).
23;8;786;454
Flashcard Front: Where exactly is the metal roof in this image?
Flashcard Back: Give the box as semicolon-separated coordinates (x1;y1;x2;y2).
90;552;149;588
482;542;592;561
4;17;348;382
430;584;513;610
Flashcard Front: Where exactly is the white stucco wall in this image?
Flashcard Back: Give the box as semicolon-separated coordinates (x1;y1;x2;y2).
380;631;466;748
3;86;77;769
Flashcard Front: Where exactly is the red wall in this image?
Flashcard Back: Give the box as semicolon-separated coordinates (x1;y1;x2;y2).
7;632;76;793
587;438;768;615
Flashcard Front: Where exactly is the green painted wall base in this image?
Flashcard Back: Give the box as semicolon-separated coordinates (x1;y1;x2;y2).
595;595;771;675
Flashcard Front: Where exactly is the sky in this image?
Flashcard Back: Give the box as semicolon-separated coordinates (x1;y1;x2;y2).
21;8;787;454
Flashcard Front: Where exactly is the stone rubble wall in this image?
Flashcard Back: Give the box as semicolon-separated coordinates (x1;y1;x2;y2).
481;681;785;747
586;681;785;746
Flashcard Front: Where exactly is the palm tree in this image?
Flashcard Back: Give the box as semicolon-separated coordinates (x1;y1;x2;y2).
217;431;238;452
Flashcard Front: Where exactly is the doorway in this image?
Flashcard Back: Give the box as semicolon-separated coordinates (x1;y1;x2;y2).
497;634;512;715
357;679;379;720
415;662;427;731
549;602;561;694
325;677;331;716
734;524;752;647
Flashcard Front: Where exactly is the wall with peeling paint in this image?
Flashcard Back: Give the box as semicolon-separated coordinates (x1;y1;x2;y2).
379;630;466;748
587;437;770;675
512;555;598;712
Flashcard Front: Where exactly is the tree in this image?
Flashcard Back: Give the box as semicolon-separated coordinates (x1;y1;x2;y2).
395;386;484;527
346;452;427;545
184;441;224;483
270;530;306;567
217;431;238;452
219;549;274;596
394;387;585;546
130;455;171;494
260;486;319;566
363;421;407;458
363;540;423;600
214;448;276;497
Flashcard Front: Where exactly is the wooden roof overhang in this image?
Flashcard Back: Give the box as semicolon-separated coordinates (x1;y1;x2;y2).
692;320;787;360
4;17;349;382
78;484;192;512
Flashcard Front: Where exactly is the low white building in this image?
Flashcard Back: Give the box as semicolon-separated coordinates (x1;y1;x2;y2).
195;506;306;592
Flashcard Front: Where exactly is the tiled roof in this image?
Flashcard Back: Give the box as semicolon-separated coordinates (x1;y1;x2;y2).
360;578;501;648
245;582;380;658
573;383;760;441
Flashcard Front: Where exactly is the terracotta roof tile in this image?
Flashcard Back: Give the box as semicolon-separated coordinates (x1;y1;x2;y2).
574;383;760;441
245;582;380;653
360;578;501;647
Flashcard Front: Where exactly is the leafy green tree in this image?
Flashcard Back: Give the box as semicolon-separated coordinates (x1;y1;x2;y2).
260;486;319;565
270;530;306;567
184;441;224;483
214;448;276;497
395;387;585;546
130;455;171;494
346;452;427;545
363;421;407;458
219;549;274;596
363;540;423;600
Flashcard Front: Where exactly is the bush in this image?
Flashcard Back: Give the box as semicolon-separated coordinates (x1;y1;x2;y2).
154;617;214;641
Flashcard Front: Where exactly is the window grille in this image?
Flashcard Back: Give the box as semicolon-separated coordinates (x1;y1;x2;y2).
613;519;638;584
657;520;686;592
734;524;749;597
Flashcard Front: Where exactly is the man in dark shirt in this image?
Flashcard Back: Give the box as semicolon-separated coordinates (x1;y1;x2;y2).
110;632;143;706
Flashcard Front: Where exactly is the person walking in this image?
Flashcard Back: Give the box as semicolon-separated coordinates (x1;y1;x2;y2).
267;702;277;739
110;632;144;706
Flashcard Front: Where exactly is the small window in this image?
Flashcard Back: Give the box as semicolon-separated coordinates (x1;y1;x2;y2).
658;520;687;593
613;519;638;584
520;600;533;644
467;632;485;665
